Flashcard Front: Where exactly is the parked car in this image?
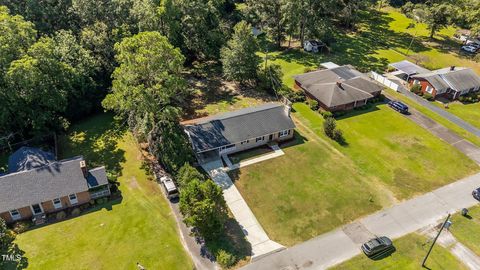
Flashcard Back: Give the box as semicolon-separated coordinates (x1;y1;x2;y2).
362;236;393;257
461;45;478;53
388;100;409;114
160;176;179;199
472;187;480;201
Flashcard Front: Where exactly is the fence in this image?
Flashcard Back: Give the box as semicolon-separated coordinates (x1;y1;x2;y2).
370;71;400;92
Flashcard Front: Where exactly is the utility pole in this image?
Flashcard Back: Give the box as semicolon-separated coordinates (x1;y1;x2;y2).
422;214;451;268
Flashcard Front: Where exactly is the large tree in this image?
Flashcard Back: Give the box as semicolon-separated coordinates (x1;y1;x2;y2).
179;179;228;240
418;3;453;38
221;21;260;85
103;31;188;134
0;218;27;269
245;0;286;48
159;0;227;60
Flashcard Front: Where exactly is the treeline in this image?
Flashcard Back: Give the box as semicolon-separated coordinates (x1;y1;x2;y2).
396;0;480;38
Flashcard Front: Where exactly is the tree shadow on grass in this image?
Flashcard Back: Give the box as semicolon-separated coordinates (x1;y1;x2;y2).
2;243;28;270
58;113;126;182
205;217;253;264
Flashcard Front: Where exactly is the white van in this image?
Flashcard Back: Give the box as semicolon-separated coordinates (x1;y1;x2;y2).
160;176;179;199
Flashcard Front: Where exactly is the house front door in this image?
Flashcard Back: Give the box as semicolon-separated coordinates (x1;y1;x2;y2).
31;204;43;215
269;134;273;141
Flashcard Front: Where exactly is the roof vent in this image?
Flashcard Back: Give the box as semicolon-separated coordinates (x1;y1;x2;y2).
450;66;455;71
336;81;344;89
80;160;88;178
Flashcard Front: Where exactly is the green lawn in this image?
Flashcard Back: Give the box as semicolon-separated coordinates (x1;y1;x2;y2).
450;205;480;257
435;101;480;130
232;103;478;246
386;89;480;147
331;233;467;270
14;114;193;270
228;146;273;164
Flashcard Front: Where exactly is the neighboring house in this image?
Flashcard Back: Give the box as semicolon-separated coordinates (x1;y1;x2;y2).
409;66;480;99
0;147;111;224
294;64;384;112
183;102;296;163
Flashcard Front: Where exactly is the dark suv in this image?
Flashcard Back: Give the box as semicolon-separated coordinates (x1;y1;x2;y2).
473;188;480;201
388;100;409;114
361;236;393;257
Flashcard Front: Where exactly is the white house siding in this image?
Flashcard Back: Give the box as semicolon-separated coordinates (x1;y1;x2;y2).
217;129;294;155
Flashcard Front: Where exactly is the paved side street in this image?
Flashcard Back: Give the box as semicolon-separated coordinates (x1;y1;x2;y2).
241;172;480;270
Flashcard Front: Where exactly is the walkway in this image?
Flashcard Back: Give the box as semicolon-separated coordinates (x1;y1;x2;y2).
202;159;285;261
387;75;480;138
241;172;480;270
222;144;285;171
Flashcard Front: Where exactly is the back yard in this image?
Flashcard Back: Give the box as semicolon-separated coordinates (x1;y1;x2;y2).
231;103;478;246
13;114;193;270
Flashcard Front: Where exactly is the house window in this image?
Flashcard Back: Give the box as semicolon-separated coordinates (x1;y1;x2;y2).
413;79;420;85
31;204;43;215
255;136;265;142
69;194;78;205
240;140;249;145
9;209;21;221
425;85;433;94
278;130;290;138
52;198;62;209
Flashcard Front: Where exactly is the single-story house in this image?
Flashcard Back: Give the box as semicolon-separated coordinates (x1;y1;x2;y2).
388;60;431;81
409;66;480;99
294;64;384;112
0;147;111;224
183;102;296;163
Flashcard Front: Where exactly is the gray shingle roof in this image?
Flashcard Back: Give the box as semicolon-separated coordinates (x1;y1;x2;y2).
86;167;109;188
0;156;108;213
411;67;480;91
8;147;55;173
184;103;296;153
294;66;384;107
390;60;431;75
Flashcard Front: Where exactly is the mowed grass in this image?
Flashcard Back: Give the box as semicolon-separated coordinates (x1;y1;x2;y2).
435;101;480;130
386;89;480;147
450;205;480;257
331;233;467;270
14;114;193;270
233;103;478;245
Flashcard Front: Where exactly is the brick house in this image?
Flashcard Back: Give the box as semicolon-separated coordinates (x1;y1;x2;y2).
183;102;296;163
294;64;383;112
409;66;480;99
0;147;110;224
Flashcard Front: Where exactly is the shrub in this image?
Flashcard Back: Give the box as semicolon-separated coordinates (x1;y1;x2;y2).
216;249;236;268
410;84;422;94
309;99;319;110
278;85;305;102
423;93;434;101
89;199;96;205
323;117;336;138
71;208;81;216
333;129;345;144
56;211;67;221
12;221;31;234
320;111;333;119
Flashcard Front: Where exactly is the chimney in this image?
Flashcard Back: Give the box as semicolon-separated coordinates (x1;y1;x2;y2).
336;81;343;89
283;97;292;117
450;66;455;71
80;160;88;178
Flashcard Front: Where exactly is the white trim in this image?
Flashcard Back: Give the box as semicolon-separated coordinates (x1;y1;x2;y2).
425;85;433;94
9;209;21;221
278;130;289;138
30;203;44;215
52;198;62;209
69;193;78;205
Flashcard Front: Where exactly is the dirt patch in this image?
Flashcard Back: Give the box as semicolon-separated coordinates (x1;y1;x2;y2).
128;177;139;189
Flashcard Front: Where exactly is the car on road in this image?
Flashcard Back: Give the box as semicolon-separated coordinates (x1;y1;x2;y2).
472;187;480;201
461;45;478;53
160;175;179;199
388;100;409;114
361;236;393;257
